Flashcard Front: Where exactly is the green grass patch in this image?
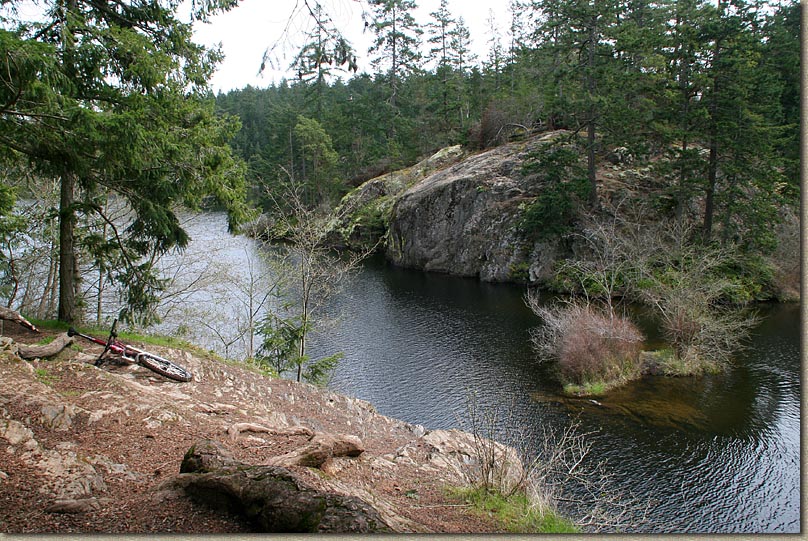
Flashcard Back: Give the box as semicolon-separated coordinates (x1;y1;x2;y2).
563;380;608;397
29;319;192;350
451;486;578;534
116;329;189;349
34;367;58;386
27;319;277;378
640;347;726;377
28;319;71;332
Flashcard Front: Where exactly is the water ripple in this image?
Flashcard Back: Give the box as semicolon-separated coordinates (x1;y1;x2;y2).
158;215;800;534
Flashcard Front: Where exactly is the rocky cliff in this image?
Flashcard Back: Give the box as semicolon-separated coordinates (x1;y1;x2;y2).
387;133;570;283
325;130;799;299
331;131;573;284
0;324;518;534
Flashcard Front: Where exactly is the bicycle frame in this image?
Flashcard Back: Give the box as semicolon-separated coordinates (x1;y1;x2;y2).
67;319;193;382
68;325;141;365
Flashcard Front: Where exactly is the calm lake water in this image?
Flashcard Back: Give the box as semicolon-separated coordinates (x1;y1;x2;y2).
162;212;801;533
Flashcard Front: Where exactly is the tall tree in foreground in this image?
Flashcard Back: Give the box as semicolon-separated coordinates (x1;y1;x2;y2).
0;0;249;324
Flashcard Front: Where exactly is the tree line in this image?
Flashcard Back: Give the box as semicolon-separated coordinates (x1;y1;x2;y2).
219;0;799;251
0;0;799;333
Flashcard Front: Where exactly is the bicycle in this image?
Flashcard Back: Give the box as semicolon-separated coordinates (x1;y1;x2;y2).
68;319;193;382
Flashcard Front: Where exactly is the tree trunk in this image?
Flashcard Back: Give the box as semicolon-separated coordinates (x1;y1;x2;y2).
38;229;58;318
675;22;691;224
58;171;80;323
586;9;598;207
703;4;724;243
0;306;39;332
704;104;718;242
175;439;392;533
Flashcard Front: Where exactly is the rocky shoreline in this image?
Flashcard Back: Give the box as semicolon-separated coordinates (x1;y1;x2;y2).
0;324;517;534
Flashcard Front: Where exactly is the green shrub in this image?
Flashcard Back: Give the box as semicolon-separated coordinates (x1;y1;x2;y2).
519;145;589;240
508;261;531;282
453;486;578;533
713;253;776;303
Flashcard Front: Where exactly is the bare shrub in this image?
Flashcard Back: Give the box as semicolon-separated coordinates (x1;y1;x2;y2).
459;392;528;497
479;104;509;149
527;419;650;532
458;391;648;532
550;207;759;376
527;294;644;388
257;170;374;383
478;100;533;149
630;220;760;373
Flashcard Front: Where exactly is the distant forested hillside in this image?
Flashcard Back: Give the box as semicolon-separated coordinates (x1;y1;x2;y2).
217;0;800;229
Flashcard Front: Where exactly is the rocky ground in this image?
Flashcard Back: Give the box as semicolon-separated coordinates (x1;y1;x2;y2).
0;323;511;534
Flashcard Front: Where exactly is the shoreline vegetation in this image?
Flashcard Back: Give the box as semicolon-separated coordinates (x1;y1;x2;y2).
5;317;592;534
524;216;767;397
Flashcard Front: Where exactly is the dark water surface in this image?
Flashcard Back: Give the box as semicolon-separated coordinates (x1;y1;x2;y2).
308;255;800;533
162;212;800;533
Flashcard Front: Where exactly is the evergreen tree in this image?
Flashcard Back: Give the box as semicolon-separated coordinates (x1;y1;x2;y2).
759;1;800;190
290;2;358;119
448;16;477;133
425;0;454;128
533;0;623;206
0;0;249;323
293;115;341;206
483;9;505;94
699;0;784;246
652;0;712;221
368;0;423;112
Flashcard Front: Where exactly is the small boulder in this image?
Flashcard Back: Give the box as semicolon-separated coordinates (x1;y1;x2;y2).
180;439;238;473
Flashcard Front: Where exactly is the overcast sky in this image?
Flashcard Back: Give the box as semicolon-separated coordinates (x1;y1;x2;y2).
190;0;512;93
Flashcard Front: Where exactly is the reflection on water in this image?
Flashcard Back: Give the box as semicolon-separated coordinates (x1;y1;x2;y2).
310;255;800;534
161;213;800;533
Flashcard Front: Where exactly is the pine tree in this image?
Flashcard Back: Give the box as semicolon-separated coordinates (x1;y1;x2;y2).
448;16;477;131
425;0;455;128
290;2;358;120
532;0;622;206
483;9;505;94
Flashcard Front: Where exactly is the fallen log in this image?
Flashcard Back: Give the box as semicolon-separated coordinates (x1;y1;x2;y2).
174;439;392;533
226;422;313;440
267;432;364;469
0;306;38;333
17;333;74;360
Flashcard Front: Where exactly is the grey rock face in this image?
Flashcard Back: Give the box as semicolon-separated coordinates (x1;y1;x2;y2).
387;134;566;283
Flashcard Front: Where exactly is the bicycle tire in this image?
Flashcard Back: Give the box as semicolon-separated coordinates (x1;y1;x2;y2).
137;352;193;382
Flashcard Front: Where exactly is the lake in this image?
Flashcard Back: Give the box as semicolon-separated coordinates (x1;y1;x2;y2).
160;211;801;533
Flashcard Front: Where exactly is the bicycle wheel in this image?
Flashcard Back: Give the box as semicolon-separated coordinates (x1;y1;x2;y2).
137;352;193;382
